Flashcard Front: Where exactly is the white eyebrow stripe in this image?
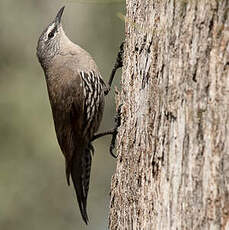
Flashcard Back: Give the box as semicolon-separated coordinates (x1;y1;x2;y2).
46;23;56;36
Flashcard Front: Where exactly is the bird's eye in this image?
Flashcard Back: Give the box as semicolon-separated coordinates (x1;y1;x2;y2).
48;30;55;39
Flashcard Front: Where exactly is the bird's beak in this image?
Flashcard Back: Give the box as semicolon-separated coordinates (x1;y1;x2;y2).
55;6;65;24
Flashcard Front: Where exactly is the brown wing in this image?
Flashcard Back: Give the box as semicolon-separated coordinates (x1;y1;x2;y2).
79;70;105;139
46;66;105;223
71;70;105;224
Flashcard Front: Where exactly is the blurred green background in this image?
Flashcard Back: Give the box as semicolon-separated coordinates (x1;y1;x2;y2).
0;0;124;229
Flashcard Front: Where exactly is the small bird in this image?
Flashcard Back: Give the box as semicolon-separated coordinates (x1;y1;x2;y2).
36;6;107;224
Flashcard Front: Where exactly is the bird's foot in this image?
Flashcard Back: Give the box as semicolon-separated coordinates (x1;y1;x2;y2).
91;104;122;158
104;42;125;96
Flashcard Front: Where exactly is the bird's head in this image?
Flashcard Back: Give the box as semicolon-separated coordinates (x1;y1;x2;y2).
36;6;66;65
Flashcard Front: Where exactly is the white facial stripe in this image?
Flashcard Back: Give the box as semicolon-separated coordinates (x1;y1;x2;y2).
46;23;56;36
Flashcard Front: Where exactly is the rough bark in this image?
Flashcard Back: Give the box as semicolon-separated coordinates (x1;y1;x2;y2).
109;0;229;229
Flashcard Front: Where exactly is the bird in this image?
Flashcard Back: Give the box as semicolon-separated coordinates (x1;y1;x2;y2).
36;6;107;224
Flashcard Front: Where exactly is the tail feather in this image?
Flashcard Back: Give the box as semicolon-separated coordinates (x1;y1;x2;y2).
71;144;93;224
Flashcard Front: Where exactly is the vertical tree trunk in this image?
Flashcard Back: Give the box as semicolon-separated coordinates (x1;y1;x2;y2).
109;0;229;229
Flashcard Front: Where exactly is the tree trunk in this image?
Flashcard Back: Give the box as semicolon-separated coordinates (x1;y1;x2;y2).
109;0;229;229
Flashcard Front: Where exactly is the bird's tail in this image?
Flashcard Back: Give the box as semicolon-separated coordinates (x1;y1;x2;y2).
71;143;94;224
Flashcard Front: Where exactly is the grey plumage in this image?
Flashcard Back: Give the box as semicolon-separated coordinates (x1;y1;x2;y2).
36;6;106;224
